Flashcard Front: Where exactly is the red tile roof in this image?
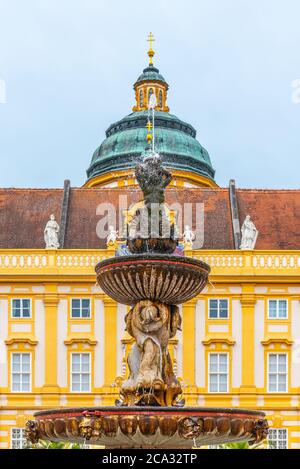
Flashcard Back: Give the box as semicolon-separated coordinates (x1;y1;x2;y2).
0;186;299;250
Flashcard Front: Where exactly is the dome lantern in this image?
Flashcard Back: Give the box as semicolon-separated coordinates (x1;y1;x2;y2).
132;33;169;113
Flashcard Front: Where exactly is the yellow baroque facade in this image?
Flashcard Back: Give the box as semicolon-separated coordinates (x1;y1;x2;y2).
1;39;300;450
0;249;300;448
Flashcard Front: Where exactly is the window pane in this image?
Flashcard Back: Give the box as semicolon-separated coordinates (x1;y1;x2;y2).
219;382;227;392
219;362;227;373
269;354;277;365
209;354;218;364
71;309;80;318
81;363;90;373
269;382;277;392
72;299;80;308
72;382;80;392
82;299;90;309
12;299;20;309
12;361;20;373
22;354;30;366
81;382;90;392
269;362;277;373
22;362;30;373
278;354;286;365
22;374;30;384
82;374;90;384
72;362;80;372
209;309;218;318
22;382;30;392
219;354;227;364
219;308;228;318
12;379;20;392
209;382;218;392
82;308;90;318
72;373;80;384
72;354;80;363
12;308;21;318
219;300;228;309
209;363;218;373
269;374;277;384
22;299;30;309
269;300;277;318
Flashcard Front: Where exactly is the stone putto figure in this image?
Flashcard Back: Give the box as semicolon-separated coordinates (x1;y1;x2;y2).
183;225;195;245
119;300;183;407
44;214;60;249
240;215;258;249
106;225;118;247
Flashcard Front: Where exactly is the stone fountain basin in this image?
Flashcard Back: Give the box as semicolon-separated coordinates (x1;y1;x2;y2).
95;254;210;305
30;407;268;448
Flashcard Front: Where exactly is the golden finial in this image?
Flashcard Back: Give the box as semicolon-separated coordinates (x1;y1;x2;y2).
146;120;153;145
147;32;155;65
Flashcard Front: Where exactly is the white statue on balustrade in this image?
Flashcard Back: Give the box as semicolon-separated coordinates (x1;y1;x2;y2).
107;225;118;247
240;215;258;250
183;225;195;246
44;214;60;249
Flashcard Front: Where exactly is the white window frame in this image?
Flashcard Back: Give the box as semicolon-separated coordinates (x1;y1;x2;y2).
267;353;288;393
208;298;229;319
11;352;32;393
10;427;27;449
268;428;288;449
70;298;91;319
267;299;288;320
11;298;32;319
208;353;229;393
70;352;91;393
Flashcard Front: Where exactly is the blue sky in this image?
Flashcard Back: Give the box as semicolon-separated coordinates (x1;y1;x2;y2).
0;0;299;189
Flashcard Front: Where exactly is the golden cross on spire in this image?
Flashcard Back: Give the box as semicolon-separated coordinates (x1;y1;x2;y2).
146;120;152;132
147;32;155;65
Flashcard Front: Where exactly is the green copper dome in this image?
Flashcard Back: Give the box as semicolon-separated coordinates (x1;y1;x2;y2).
135;64;167;85
86;111;215;182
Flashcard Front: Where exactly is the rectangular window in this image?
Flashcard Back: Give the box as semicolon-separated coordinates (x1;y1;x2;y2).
208;299;229;319
11;353;31;392
11;299;31;318
208;353;228;392
268;353;287;392
268;299;288;319
71;298;91;318
10;428;27;449
71;353;91;392
268;428;288;449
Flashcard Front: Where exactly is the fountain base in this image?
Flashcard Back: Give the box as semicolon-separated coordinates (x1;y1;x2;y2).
26;406;268;449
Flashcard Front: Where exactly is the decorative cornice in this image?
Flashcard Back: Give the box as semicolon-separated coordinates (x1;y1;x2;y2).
5;336;38;346
202;336;236;347
261;336;293;347
64;336;97;346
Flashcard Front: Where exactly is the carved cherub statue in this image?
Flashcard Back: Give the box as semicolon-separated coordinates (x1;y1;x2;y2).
44;214;60;249
106;225;118;247
183;225;195;246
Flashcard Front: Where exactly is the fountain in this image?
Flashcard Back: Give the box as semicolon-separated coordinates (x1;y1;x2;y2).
26;105;268;449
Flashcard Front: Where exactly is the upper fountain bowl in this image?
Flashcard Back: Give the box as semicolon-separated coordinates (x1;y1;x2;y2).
95;254;210;305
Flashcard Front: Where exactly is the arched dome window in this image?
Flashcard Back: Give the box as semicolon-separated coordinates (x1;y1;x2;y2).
159;90;163;108
148;88;154;104
139;90;143;108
